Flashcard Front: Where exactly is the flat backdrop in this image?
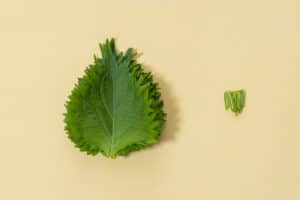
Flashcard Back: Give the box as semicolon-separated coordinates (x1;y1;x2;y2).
1;0;300;199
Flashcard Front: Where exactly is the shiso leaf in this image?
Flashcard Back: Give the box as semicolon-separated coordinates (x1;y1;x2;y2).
224;89;246;115
64;39;166;158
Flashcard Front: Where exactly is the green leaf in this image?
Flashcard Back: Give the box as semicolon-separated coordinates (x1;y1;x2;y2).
64;39;166;158
224;89;246;115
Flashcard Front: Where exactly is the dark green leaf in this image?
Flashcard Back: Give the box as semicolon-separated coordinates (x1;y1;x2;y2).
64;39;166;158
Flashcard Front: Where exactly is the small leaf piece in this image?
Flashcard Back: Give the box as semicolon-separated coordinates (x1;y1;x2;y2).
64;39;166;158
224;89;246;115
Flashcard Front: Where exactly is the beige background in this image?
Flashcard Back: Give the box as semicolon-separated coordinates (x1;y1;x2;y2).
1;0;300;199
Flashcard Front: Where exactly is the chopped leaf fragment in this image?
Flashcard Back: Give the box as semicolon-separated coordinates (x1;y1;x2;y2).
224;89;246;115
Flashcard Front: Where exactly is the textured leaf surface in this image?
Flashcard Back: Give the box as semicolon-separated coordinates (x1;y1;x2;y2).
64;39;165;158
224;89;246;115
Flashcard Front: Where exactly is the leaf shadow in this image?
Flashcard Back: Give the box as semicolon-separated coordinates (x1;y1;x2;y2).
142;64;180;144
122;64;180;159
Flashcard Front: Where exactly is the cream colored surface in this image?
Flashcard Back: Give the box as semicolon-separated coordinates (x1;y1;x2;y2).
1;0;300;199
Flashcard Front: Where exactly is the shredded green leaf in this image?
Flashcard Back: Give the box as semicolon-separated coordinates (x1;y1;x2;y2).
64;39;166;158
224;89;246;115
